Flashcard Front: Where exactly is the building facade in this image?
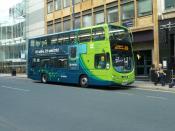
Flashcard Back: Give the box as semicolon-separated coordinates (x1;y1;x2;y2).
26;0;45;37
158;0;175;80
0;0;26;73
45;0;159;78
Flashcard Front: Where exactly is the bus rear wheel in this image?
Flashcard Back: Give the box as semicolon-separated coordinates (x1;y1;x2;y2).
80;75;88;88
41;74;48;84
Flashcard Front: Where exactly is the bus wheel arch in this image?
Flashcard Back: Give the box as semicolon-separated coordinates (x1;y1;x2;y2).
41;73;48;84
79;74;89;88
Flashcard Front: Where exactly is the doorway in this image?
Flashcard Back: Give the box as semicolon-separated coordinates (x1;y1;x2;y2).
134;50;152;76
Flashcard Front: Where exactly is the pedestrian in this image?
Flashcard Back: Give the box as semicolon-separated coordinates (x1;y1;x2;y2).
98;56;106;69
154;63;166;86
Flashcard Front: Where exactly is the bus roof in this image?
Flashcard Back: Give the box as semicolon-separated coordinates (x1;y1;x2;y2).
28;24;128;40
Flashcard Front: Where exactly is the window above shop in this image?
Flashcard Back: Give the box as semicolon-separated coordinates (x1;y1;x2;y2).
47;1;53;14
121;2;135;20
138;0;152;17
165;0;175;10
55;0;62;11
63;0;70;8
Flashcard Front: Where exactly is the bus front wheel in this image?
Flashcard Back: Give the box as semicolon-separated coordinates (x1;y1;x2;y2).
41;74;48;84
80;75;88;88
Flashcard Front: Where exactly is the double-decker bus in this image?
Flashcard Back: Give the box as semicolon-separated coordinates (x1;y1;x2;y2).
28;24;135;87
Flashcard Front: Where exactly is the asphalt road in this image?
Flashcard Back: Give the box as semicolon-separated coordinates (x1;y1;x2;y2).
0;76;175;131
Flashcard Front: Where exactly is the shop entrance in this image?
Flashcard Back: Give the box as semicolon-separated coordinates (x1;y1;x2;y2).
134;50;152;77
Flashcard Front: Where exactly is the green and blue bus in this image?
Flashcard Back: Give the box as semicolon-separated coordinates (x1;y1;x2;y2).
28;24;135;87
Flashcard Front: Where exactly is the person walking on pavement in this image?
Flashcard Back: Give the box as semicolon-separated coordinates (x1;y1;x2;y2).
154;63;166;86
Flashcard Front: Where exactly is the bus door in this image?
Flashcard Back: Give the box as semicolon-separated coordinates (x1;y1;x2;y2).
54;56;68;82
67;45;79;83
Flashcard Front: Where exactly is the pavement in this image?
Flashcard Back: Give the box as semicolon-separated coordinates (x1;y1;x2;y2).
1;73;175;92
132;80;175;93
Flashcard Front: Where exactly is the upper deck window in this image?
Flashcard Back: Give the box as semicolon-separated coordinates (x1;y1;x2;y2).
92;27;105;41
78;29;91;43
109;25;130;42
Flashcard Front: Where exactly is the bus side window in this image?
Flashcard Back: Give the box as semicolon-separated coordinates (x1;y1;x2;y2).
92;27;105;41
32;58;36;67
57;35;62;45
62;33;70;45
70;32;76;44
51;35;58;45
70;47;77;59
78;29;91;43
30;40;35;47
41;59;50;68
35;39;41;47
32;58;40;67
57;57;68;68
41;37;47;47
47;36;51;45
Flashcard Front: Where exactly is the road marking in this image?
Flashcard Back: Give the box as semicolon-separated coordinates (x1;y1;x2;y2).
117;92;134;96
146;95;168;100
1;85;30;92
134;88;175;94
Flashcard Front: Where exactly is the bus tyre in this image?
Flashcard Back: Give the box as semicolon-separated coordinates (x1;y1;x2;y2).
41;74;48;84
80;75;88;88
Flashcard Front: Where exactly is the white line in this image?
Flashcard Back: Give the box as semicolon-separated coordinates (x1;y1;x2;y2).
1;85;30;92
117;92;134;96
146;95;168;100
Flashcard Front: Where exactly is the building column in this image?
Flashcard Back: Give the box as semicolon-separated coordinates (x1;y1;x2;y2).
153;0;159;67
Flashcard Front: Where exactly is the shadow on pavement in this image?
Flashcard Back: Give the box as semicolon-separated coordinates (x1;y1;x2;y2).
33;81;134;91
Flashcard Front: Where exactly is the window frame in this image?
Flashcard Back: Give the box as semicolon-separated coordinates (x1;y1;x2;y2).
78;29;92;43
92;27;105;41
121;2;135;20
137;0;152;17
94;53;110;70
